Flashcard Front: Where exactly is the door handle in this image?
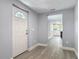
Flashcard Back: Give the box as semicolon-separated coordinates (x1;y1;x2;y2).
26;30;29;35
26;33;29;35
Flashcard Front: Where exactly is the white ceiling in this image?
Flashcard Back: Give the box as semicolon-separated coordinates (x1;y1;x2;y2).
19;0;77;13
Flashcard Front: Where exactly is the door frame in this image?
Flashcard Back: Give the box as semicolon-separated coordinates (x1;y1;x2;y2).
48;14;63;39
12;4;30;57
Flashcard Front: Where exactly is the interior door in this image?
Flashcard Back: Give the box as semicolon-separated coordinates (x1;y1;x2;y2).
12;6;28;57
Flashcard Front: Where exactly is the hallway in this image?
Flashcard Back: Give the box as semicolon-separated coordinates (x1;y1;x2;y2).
14;38;77;59
0;0;78;59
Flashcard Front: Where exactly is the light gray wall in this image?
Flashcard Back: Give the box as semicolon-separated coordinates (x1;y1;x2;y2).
62;8;74;48
38;8;75;48
74;3;78;52
14;0;39;48
0;0;13;59
38;14;48;44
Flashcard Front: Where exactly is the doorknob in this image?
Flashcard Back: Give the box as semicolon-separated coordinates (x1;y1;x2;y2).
26;30;29;35
26;33;28;35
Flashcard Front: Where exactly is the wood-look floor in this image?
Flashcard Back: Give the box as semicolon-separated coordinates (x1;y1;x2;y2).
14;46;77;59
14;38;77;59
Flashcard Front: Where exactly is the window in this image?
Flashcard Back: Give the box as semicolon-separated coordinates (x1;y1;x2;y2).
53;24;63;31
15;12;26;19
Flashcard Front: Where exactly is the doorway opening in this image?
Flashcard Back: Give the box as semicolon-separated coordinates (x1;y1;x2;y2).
48;14;63;47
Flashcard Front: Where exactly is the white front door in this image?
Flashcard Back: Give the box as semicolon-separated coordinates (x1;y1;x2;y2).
12;6;28;57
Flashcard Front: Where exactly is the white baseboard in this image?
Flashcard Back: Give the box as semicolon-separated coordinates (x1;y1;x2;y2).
61;47;78;57
74;50;78;57
10;58;13;59
38;43;48;46
28;43;47;51
61;47;75;51
28;44;39;51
